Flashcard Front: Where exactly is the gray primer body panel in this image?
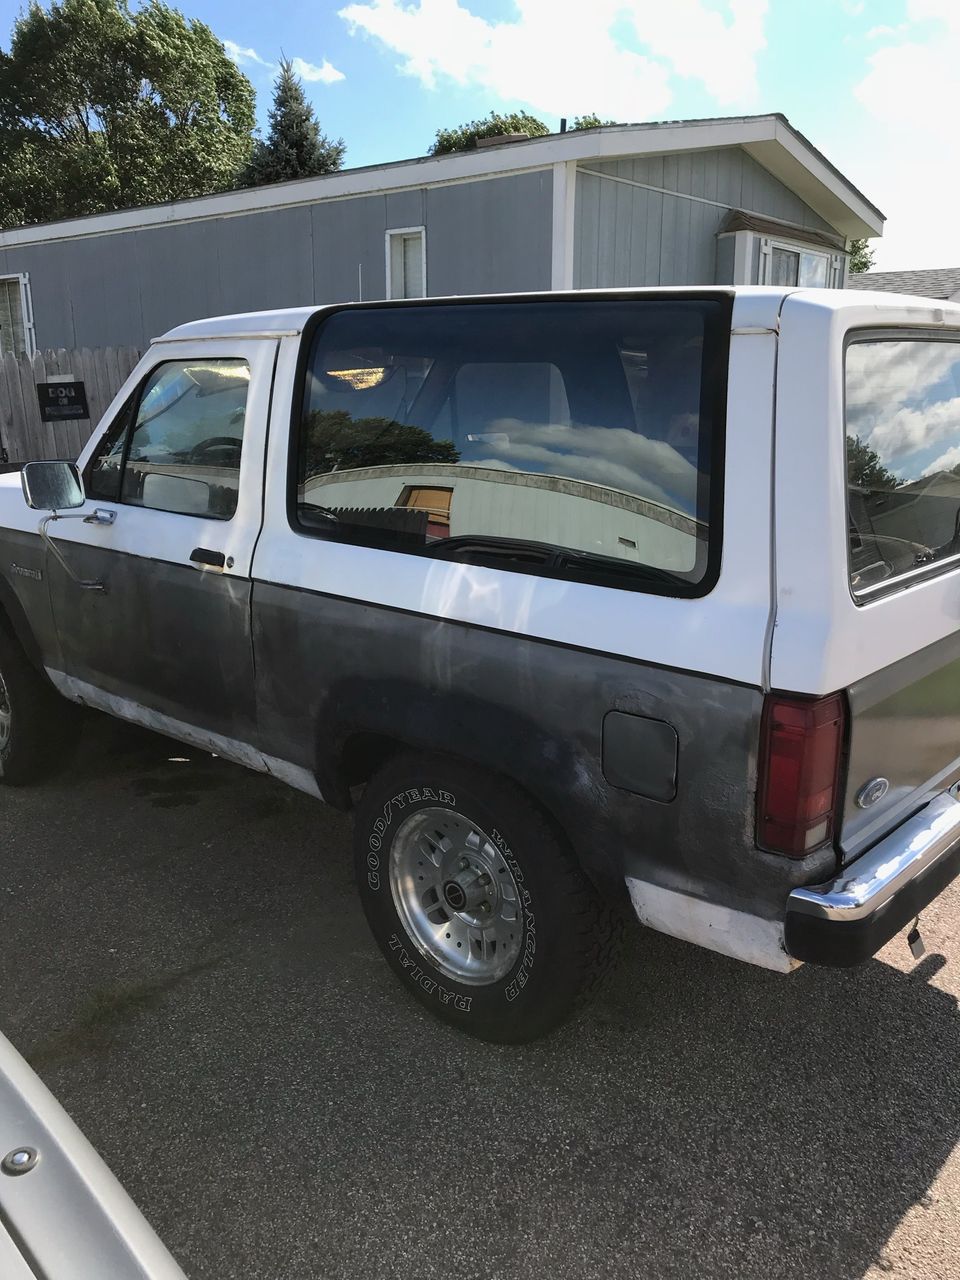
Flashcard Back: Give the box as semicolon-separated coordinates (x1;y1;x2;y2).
0;528;64;674
43;540;257;742
251;584;835;919
842;628;960;862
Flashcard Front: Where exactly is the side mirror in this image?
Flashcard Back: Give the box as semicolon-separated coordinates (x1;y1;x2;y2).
21;461;84;512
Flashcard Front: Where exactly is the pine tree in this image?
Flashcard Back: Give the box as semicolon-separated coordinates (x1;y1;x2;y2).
242;58;344;186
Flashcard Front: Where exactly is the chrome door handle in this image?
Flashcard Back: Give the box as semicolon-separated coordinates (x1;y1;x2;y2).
83;508;116;526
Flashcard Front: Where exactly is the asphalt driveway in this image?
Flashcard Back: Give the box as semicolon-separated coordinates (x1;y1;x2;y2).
2;713;959;1279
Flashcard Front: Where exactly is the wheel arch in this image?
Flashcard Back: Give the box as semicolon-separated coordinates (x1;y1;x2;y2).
320;684;620;900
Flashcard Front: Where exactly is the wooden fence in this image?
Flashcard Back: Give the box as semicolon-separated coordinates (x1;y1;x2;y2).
0;347;142;465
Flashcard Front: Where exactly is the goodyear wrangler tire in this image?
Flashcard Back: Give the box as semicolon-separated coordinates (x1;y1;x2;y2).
354;753;620;1043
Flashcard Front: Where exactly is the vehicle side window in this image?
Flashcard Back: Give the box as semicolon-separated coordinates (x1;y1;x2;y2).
846;337;960;598
86;359;249;519
85;395;136;502
294;299;728;596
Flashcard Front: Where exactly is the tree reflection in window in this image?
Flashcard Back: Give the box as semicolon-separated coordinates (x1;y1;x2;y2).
301;409;460;479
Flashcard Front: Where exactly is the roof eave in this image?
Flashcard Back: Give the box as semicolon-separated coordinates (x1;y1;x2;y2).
0;114;883;249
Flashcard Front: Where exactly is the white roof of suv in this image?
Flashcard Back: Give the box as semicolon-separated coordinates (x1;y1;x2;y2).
155;287;960;347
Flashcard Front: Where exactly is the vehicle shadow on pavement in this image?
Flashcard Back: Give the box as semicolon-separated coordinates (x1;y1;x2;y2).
3;715;959;1280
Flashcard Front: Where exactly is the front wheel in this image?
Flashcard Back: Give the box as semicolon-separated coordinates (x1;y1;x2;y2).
354;753;622;1043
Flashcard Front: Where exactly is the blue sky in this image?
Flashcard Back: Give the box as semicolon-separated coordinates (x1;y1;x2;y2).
0;0;954;269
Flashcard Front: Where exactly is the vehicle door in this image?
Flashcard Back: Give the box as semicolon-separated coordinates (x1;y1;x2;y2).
44;338;276;747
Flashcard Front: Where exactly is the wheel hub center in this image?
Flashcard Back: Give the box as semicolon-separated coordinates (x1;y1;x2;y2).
442;865;489;913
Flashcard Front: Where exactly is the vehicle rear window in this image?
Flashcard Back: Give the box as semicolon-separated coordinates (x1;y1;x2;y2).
846;336;960;598
294;298;729;596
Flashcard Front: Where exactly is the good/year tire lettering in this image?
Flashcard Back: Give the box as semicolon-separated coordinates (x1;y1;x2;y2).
366;787;456;890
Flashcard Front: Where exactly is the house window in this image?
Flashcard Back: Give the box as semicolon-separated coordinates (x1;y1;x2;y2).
386;227;426;300
0;275;34;357
763;241;831;289
398;484;452;538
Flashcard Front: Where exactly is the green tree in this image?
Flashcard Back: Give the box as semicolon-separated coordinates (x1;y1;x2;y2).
849;238;876;274
0;0;256;228
429;110;548;155
302;410;460;478
242;57;344;186
847;434;897;489
570;114;616;129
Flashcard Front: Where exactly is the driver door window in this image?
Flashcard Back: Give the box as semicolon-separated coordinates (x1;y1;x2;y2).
87;358;249;520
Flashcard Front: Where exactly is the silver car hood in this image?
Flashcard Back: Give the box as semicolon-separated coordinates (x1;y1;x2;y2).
0;1031;185;1279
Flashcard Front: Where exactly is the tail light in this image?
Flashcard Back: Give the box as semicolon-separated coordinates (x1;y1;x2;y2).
757;692;846;857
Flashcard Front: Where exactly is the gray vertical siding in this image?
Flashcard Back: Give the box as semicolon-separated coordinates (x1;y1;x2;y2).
1;170;553;349
424;170;552;296
574;145;839;289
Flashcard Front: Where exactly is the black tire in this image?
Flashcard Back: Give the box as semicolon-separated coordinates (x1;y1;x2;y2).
0;624;79;785
354;753;622;1043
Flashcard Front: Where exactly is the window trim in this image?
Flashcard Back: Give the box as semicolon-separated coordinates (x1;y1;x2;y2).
286;290;734;601
0;273;35;357
384;226;427;300
84;356;250;520
844;327;960;603
759;237;835;289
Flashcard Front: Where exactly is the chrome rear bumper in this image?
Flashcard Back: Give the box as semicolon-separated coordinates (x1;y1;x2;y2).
785;793;960;965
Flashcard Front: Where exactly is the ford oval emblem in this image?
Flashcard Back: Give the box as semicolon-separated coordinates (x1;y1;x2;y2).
856;777;889;809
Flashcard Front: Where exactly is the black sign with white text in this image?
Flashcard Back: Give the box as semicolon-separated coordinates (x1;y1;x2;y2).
37;380;90;423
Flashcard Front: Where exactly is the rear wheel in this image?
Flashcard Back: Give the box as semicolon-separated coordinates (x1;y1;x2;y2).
354;753;622;1043
0;625;79;784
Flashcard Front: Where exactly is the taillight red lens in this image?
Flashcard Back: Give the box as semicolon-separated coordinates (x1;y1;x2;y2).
757;692;846;857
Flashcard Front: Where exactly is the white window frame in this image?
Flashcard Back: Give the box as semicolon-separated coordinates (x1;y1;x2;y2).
758;237;834;290
0;273;35;356
385;226;427;301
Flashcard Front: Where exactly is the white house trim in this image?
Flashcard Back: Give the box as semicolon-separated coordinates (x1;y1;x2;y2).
732;230;753;285
550;160;577;291
384;226;427;300
0;115;883;251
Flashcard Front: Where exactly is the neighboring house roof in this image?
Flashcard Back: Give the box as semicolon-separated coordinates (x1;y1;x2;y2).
0;112;884;251
847;268;960;300
718;209;845;251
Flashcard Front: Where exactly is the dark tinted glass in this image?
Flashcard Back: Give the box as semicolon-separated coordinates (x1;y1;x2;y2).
297;300;727;591
846;338;960;597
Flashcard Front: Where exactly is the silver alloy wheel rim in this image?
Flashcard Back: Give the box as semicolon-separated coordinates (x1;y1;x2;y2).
0;668;10;751
389;807;524;985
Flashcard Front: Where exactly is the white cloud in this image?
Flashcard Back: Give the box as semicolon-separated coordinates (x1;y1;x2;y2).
923;444;960;476
337;0;767;121
223;39;272;68
472;419;700;514
865;23;909;39
291;56;346;84
852;0;960;268
224;42;345;85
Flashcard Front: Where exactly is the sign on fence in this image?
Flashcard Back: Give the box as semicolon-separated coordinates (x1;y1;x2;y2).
0;347;141;464
37;379;90;423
